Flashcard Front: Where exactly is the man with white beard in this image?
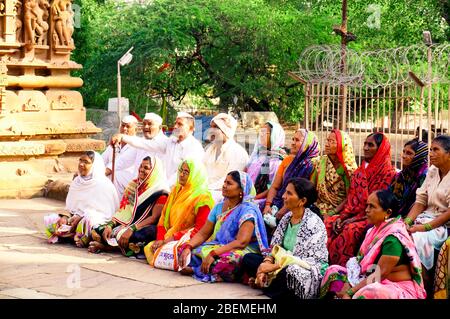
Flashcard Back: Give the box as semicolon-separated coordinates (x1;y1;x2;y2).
203;113;249;202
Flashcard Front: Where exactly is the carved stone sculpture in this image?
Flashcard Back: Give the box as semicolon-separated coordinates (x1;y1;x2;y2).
51;0;72;47
14;0;23;42
0;0;6;41
24;0;37;47
33;0;49;45
0;0;103;199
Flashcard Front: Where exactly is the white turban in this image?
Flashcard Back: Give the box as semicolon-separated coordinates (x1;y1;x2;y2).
176;111;194;120
122;115;138;124
211;113;237;139
143;113;163;126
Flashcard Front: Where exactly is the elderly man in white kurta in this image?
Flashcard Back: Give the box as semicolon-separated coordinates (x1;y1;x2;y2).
112;112;205;187
133;112;169;169
102;115;139;199
203;113;249;203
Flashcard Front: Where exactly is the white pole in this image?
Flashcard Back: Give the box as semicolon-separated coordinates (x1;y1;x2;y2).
117;61;122;127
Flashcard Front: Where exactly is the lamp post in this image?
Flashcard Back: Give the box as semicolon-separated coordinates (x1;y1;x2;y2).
117;46;134;125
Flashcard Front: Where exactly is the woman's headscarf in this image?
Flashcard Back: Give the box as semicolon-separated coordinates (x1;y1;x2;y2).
333;129;358;190
65;151;119;218
273;129;320;209
158;158;214;239
340;133;396;220
113;156;170;226
247;121;286;193
390;140;428;217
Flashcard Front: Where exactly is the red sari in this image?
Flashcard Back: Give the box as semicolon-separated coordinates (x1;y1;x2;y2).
325;133;396;266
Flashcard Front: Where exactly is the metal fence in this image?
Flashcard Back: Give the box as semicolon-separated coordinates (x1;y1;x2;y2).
291;44;450;168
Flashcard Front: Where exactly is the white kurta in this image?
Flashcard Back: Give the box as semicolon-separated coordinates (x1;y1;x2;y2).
133;131;169;169
123;133;205;187
102;143;138;199
203;139;249;203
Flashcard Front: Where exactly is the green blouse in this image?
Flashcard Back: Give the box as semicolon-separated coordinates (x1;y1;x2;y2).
374;235;409;266
282;222;300;252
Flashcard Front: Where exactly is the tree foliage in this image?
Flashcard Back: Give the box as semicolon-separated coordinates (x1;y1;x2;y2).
72;0;449;123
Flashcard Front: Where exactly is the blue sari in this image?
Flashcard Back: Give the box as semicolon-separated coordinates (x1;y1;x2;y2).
190;172;269;282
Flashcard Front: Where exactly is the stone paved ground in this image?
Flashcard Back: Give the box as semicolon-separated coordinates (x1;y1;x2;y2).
0;198;266;299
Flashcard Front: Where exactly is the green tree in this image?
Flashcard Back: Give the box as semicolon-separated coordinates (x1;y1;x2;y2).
73;0;448;123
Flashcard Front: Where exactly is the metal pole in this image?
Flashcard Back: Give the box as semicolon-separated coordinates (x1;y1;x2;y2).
427;45;432;163
117;62;122;127
339;0;348;131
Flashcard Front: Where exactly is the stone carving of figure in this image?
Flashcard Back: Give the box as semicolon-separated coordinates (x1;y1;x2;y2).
33;0;50;45
51;0;73;47
24;0;38;46
14;0;23;43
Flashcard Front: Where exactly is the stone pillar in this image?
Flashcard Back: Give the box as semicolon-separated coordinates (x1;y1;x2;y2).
0;0;105;199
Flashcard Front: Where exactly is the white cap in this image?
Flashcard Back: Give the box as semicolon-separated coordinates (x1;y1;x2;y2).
176;111;194;120
121;115;138;124
143;113;163;125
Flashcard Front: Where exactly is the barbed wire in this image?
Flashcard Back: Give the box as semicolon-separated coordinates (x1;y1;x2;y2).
295;43;450;87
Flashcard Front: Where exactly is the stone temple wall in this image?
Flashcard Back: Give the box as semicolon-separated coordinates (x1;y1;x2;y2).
0;0;105;199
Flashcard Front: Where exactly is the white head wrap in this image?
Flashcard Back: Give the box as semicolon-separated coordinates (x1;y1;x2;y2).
121;115;138;124
211;113;237;139
143;113;163;125
176;111;194;120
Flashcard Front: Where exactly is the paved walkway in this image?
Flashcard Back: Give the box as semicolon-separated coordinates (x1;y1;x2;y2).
0;198;266;299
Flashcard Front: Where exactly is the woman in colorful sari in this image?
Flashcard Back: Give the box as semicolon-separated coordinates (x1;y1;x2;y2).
44;151;119;247
262;129;319;227
143;158;214;264
404;135;450;294
87;156;170;257
389;139;428;218
320;190;426;299
310;129;357;219
326;132;396;266
178;171;269;282
246;121;286;205
241;177;328;299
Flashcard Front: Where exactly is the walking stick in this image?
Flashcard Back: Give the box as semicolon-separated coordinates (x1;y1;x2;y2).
111;142;116;183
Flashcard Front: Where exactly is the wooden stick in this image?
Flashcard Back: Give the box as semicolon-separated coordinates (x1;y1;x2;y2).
111;143;116;183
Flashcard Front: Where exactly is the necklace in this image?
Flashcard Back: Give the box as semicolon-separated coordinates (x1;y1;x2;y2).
225;201;240;212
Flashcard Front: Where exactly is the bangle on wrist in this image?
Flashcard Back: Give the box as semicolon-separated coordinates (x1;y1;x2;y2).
404;217;413;226
130;224;138;232
424;223;433;231
346;288;354;297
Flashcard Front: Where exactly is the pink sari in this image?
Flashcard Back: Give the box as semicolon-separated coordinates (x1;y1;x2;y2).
320;217;426;299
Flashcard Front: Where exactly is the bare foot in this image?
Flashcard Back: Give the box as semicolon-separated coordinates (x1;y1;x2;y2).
74;235;87;248
179;267;194;276
88;241;105;253
248;277;258;289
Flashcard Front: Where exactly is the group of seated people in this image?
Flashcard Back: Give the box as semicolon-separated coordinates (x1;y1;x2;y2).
43;111;450;299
